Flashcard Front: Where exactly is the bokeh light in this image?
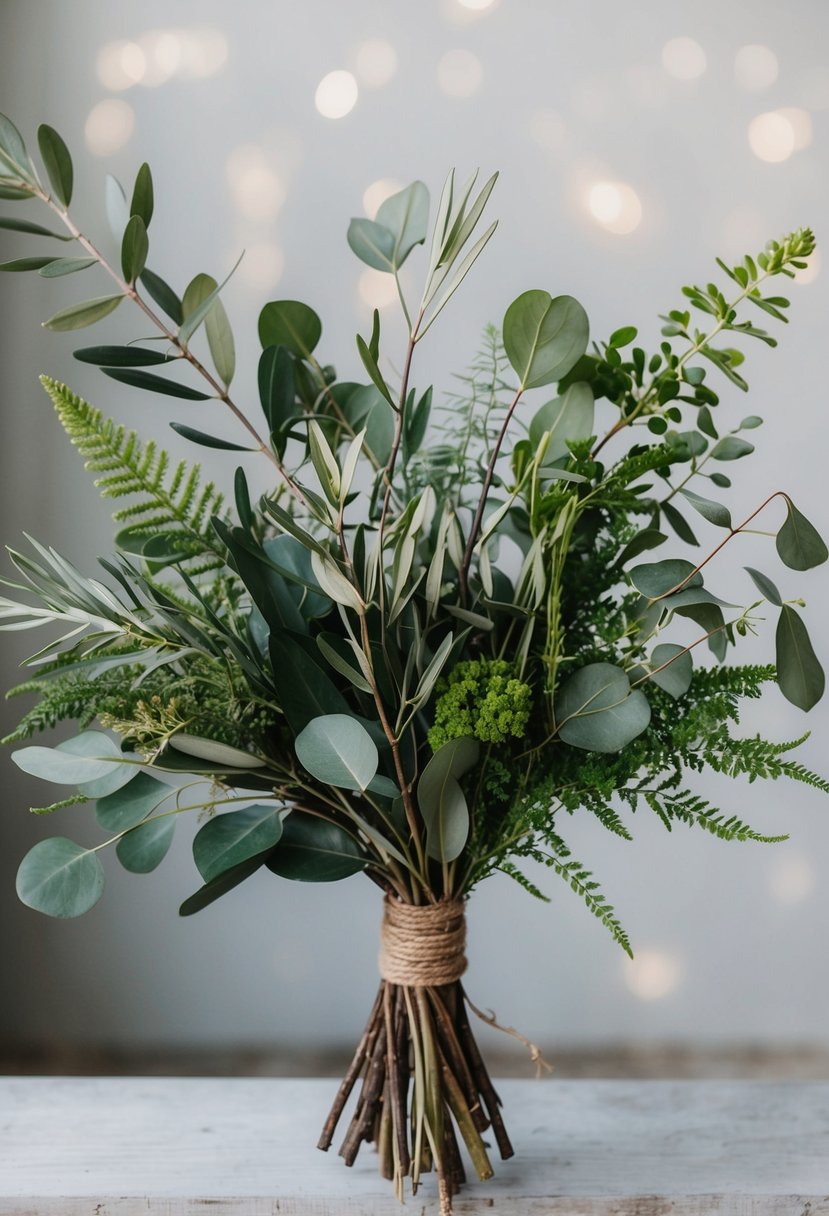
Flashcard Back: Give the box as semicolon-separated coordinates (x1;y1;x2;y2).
226;145;286;221
734;44;779;92
315;70;359;119
769;854;817;906
84;99;135;156
777;107;813;151
625;950;683;1000
661;36;707;81
437;49;483;97
528;109;567;151
96;41;147;91
358;268;399;310
586;180;642;235
354;39;398;88
457;0;498;9
362;178;403;218
748;111;796;163
238;242;285;291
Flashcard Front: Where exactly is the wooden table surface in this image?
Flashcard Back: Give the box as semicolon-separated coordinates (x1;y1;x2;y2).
1;1077;828;1214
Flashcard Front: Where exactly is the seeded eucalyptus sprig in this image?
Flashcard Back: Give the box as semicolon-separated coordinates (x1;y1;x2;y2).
2;110;827;1211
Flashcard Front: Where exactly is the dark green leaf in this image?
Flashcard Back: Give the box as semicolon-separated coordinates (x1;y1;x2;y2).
629;559;702;599
130;162;154;226
73;345;175;368
121;213;149;284
661;500;699;546
37;124;73;206
96;771;170;832
235;467;253;533
269;634;350;735
616;529;667;567
342;383;395;463
43;294;123;332
555;662;651;753
169;422;252;451
680;488;732;529
608;325;637;348
503;290;590;390
179;854;267;916
0;216;71;239
0;112;35;178
0;256;58;272
776;605;825;711
258;344;295;437
39;256;97;278
116;815;175;873
193;804;283;884
140;268;183;324
179;256;242;346
648;642;693;698
16;837;104;919
745;566;782;607
416;736;479;862
258;299;322;358
101;367;210;400
356;334;395;406
776;498;828;571
266;812;365;882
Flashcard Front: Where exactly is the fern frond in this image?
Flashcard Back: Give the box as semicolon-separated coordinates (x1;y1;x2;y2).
543;850;633;957
499;862;551;902
41;378;228;574
640;788;787;843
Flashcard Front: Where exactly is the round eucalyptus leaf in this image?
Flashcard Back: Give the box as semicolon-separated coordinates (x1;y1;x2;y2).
529;381;595;462
193;804;284;884
711;436;754;461
416;737;479;863
649;643;693;699
258;299;321;358
16;837;104;919
503;290;589;390
96;771;171;832
116;816;175;873
295;714;378;791
374;180;429;268
347;218;397;272
11;730;127;785
628;559;702;600
556;663;651;753
744;566;783;608
680;488;732;530
266;812;366;882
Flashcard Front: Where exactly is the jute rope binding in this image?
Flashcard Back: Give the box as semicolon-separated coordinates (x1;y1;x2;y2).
378;896;467;987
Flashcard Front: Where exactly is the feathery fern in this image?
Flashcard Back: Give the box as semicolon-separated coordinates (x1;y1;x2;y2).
41;377;228;574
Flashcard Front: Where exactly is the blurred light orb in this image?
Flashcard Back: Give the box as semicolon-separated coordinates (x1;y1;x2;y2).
437;49;483;97
777;107;813;150
239;242;285;291
315;70;359;119
139;31;184;86
355;39;398;88
180;29;228;78
587;180;642;235
84;99;135;156
794;247;821;286
748;111;796;162
96;40;146;91
226;146;286;221
358;268;398;310
529;109;566;151
625;950;682;1000
661;36;707;81
769;854;816;906
734;44;778;92
457;0;497;9
363;178;403;218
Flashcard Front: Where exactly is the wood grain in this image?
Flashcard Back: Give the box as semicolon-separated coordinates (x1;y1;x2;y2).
1;1078;828;1213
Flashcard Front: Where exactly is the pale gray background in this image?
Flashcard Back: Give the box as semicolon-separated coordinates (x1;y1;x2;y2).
0;0;827;1056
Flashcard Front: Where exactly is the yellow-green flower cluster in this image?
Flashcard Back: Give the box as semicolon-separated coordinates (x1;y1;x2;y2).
428;658;533;750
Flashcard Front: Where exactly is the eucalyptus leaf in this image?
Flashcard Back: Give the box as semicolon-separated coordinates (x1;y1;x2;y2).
661;500;699;546
0;256;58;272
74;345;175;368
711;436;754;461
11;730;128;785
39;257;97;278
295;714;378;791
503;290;590;390
258;299;322;358
258;344;295;437
555;663;651;753
266;812;365;881
530;381;595;462
0;112;35;179
169;422;252;451
37;124;73;205
648;643;693;698
745;566;782;607
347;218;396;272
121;214;149;284
776;605;825;711
169;734;266;769
193;804;284;883
776;499;828;571
680;488;732;530
269;634;351;734
628;559;702;599
179;854;267;916
179;255;242;346
116;815;175;873
417;737;479;862
140;268;183;324
43;294;124;331
105;174;129;241
130;162;154;226
96;771;170;832
16;837;104;918
374;180;429;268
0;216;72;239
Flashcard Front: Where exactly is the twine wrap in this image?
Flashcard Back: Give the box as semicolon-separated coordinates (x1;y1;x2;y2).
378;897;467;987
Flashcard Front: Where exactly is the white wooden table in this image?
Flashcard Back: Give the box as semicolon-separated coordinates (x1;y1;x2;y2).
1;1077;829;1214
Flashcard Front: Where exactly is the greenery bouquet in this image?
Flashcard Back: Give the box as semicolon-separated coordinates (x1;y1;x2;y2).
1;112;827;1212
